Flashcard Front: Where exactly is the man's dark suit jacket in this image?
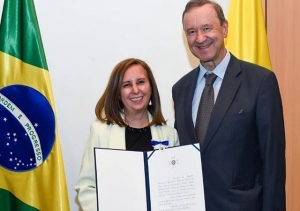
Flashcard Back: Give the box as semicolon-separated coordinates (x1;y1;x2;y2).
172;54;286;211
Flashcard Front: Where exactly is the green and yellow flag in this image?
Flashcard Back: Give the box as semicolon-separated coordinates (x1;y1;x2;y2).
225;0;272;70
0;0;70;210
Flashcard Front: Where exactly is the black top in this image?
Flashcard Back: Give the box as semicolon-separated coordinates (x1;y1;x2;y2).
125;126;152;151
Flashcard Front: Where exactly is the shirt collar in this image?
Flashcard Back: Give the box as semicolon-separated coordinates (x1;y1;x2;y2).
198;50;231;80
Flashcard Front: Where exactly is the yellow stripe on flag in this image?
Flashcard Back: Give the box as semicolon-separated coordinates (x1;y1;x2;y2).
225;0;272;70
0;52;54;102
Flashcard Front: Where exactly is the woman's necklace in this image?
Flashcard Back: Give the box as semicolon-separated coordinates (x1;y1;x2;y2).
126;125;149;132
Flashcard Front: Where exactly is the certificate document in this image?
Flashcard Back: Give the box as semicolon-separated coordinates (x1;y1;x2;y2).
94;144;205;211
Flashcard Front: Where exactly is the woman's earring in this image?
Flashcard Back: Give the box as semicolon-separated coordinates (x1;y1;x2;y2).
149;99;152;105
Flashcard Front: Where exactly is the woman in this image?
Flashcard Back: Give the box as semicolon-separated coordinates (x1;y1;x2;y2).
75;58;179;211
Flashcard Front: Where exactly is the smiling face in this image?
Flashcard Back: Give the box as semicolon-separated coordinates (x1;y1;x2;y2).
183;3;228;70
120;64;151;116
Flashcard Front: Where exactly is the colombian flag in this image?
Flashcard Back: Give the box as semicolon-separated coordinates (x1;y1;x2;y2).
0;0;70;210
225;0;272;70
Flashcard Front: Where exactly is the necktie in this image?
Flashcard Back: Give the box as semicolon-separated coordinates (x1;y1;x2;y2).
195;73;217;145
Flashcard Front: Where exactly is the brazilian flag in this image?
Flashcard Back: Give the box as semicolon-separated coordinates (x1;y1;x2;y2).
0;0;70;210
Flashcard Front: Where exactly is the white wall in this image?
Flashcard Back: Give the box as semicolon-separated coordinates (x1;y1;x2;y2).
0;0;229;210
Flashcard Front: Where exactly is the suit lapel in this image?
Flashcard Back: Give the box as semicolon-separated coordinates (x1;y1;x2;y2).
109;125;126;150
150;125;163;140
184;67;200;142
201;55;242;152
148;114;164;141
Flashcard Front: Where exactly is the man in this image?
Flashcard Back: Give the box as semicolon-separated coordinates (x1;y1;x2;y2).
172;0;286;210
